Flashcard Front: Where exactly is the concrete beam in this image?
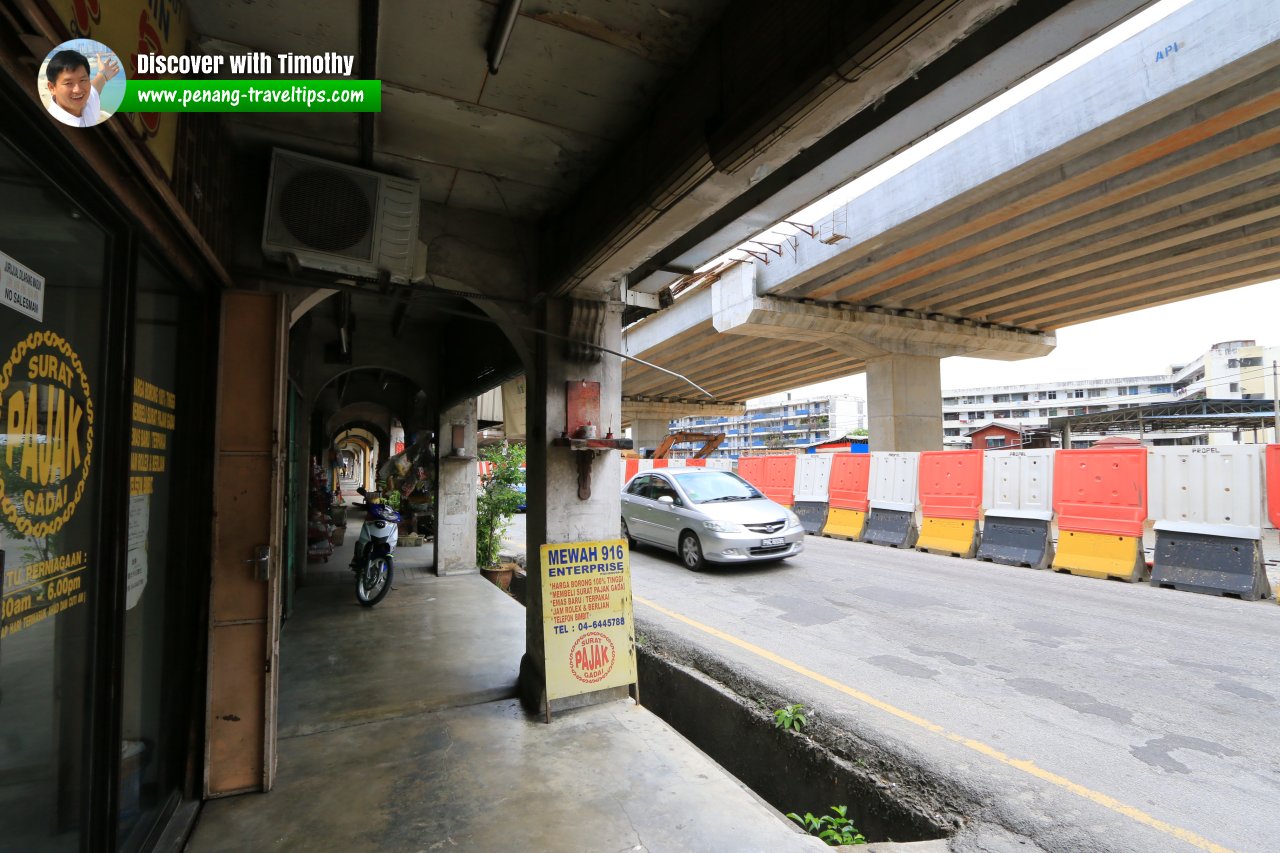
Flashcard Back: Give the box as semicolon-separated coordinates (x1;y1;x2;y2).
757;0;1280;303
621;399;746;421
712;263;1054;360
624;285;713;357
550;0;1156;299
624;0;1155;293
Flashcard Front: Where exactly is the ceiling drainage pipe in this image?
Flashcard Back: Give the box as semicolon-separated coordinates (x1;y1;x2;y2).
486;0;522;75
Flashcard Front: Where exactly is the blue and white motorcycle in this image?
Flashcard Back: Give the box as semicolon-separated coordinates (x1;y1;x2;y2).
351;495;399;606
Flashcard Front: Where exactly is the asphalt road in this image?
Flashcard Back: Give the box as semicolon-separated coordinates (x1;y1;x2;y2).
626;529;1280;853
503;513;1280;852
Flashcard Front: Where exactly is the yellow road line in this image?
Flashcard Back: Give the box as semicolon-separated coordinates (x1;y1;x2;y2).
635;595;1237;853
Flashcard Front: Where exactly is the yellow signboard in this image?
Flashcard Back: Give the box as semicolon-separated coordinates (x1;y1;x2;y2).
540;539;636;703
0;330;96;636
0;330;94;537
46;0;189;176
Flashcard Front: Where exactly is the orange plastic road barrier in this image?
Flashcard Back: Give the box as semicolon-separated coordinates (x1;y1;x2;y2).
1052;447;1147;537
828;454;871;511
824;454;871;541
651;459;669;469
1053;531;1147;582
1268;445;1280;528
624;458;640;483
737;457;767;493
684;459;707;467
761;455;797;507
918;450;983;520
1052;447;1148;582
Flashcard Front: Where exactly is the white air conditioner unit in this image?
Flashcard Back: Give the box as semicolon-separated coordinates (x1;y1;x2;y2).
262;149;420;283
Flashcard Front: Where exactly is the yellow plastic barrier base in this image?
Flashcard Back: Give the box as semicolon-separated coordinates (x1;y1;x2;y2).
916;517;978;558
1052;531;1147;582
822;508;866;541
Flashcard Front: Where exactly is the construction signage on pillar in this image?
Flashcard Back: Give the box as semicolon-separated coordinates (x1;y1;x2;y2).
540;539;637;709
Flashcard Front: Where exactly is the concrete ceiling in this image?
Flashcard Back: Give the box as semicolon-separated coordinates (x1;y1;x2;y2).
189;0;1164;306
184;0;1191;414
190;0;730;221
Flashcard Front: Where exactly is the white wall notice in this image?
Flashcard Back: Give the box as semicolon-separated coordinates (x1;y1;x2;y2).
0;249;44;322
126;493;149;610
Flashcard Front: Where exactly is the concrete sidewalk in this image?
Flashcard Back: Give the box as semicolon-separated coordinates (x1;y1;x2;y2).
188;515;819;852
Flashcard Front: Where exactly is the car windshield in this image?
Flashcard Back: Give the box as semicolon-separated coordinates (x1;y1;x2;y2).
672;470;763;503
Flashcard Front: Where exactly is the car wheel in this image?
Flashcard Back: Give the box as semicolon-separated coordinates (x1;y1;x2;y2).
621;517;637;550
679;532;706;572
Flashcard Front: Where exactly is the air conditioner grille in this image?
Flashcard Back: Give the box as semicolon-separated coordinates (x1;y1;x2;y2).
277;168;374;254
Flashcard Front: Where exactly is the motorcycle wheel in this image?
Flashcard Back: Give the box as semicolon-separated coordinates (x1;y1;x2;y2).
356;557;393;607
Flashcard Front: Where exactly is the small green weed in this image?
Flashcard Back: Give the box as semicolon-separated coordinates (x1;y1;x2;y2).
786;805;867;846
773;703;807;733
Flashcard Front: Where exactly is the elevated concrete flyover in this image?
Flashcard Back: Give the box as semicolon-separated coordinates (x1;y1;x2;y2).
624;0;1280;451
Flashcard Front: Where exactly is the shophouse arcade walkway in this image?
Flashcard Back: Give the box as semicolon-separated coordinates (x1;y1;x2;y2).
186;515;820;852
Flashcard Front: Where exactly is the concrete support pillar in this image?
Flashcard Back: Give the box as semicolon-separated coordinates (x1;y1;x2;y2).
866;353;943;452
631;417;671;456
436;398;478;575
522;298;626;712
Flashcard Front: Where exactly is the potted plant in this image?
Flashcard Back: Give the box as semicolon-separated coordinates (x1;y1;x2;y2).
476;441;526;589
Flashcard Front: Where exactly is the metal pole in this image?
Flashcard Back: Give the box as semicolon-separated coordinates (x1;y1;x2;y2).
1273;360;1279;441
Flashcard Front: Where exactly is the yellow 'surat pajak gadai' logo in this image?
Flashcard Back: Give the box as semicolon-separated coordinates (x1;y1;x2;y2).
0;331;94;537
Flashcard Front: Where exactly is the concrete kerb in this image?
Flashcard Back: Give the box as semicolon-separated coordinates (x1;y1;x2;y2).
635;621;964;845
635;619;1095;853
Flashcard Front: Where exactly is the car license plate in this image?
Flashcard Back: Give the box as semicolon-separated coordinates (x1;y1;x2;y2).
761;537;784;547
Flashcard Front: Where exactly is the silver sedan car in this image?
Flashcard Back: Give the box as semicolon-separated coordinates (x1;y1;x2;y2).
621;467;805;570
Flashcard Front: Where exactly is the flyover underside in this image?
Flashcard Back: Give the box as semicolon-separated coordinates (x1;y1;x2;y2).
622;2;1280;410
622;318;867;402
772;65;1280;330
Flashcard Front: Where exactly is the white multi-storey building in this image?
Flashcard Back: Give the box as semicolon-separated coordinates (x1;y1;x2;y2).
942;340;1280;448
668;393;867;456
1169;339;1280;402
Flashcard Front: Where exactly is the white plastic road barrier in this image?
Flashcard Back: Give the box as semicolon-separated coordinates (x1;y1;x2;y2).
793;455;834;534
865;452;920;548
794;455;834;502
977;448;1056;570
982;448;1056;521
1147;445;1271;601
868;452;920;512
1147;446;1264;538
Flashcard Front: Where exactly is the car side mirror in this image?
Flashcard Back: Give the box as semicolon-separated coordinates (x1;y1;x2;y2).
658;495;675;505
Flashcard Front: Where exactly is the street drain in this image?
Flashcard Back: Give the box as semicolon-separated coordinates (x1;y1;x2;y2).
507;570;956;843
637;643;956;844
